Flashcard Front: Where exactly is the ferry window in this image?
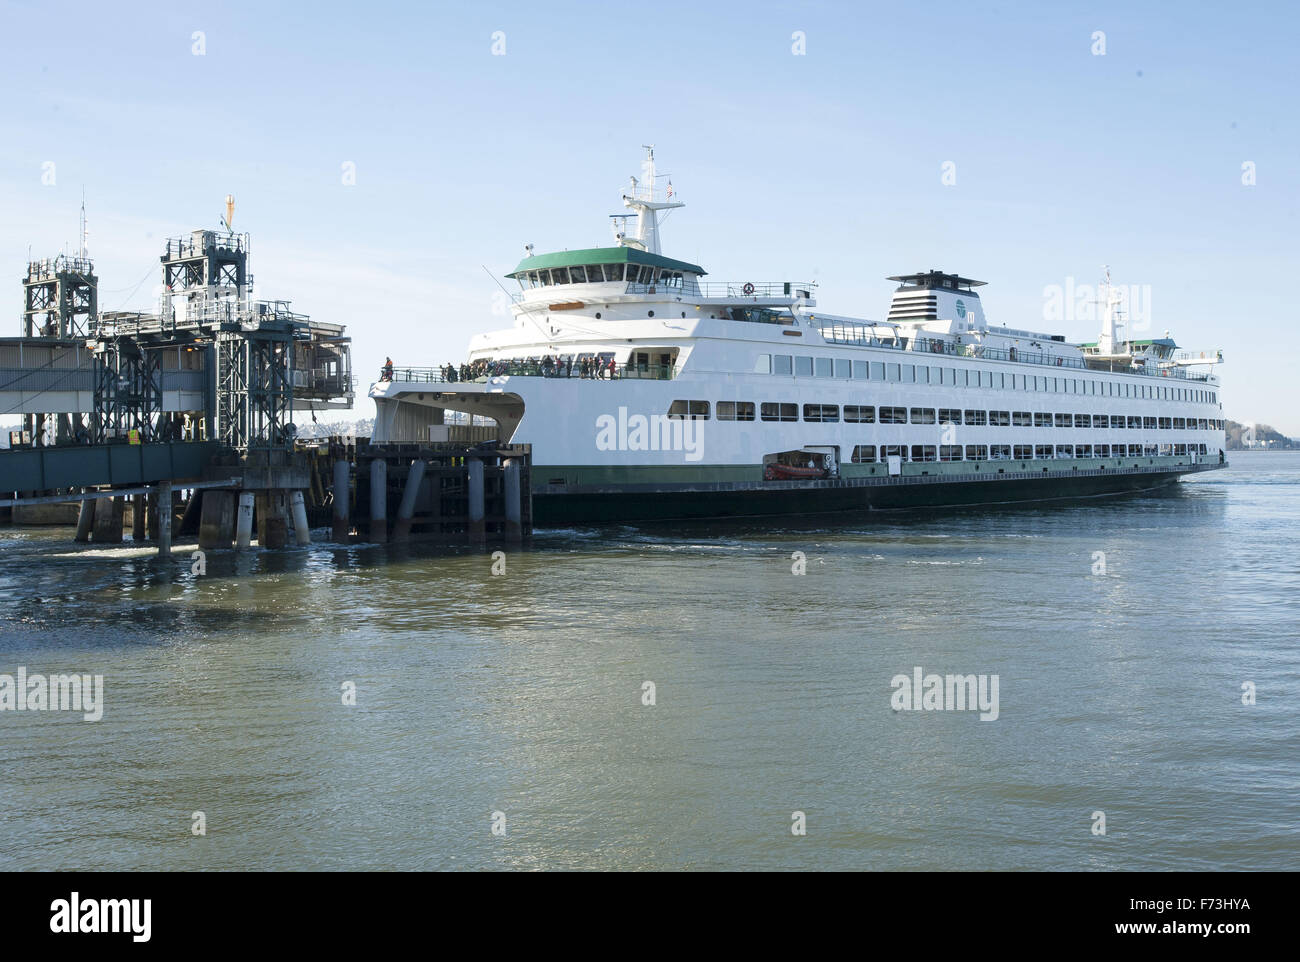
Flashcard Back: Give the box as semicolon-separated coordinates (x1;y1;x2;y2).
1096;444;1110;457
982;371;994;388
795;356;814;377
886;363;900;381
754;354;772;374
569;266;588;283
1129;416;1141;429
1158;417;1172;430
990;444;1011;459
1054;413;1071;428
525;271;540;288
852;361;868;379
668;400;709;420
661;271;684;289
773;355;793;375
944;368;956;385
911;445;937;462
538;270;554;286
717;401;756;421
844;405;875;423
965;445;988;460
939;445;962;462
910;408;937;424
835;359;851;379
990;410;1010;426
815;357;833;377
1074;414;1091;428
851;445;877;463
1143;417;1157;429
803;404;840;423
603;264;624;281
760;402;798;422
1035;445;1054;459
963;410;987;426
1014;444;1033;459
871;362;885;380
1172;417;1185;429
903;364;916;383
939;408;961;425
1034;413;1051;427
1056;445;1074;458
1013;411;1032;426
882;445;908;461
1077;445;1093;458
552;267;571;284
880;406;907;424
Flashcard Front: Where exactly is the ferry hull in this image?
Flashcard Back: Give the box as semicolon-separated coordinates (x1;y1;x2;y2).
534;461;1224;525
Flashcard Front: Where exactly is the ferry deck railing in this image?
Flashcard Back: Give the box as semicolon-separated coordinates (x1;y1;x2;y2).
816;328;1214;382
382;361;677;384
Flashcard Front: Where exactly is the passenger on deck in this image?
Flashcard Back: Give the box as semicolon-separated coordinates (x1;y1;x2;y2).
381;357;393;381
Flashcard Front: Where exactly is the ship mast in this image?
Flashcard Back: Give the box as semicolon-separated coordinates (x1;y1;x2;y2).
617;145;683;255
1096;266;1126;355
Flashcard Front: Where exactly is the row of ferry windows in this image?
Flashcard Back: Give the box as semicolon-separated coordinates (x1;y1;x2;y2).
668;400;1224;431
519;264;686;289
850;444;1210;463
752;355;1218;404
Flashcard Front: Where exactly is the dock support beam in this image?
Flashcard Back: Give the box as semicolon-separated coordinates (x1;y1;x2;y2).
332;460;351;543
467;458;485;544
503;458;522;543
236;491;255;549
74;497;95;543
290;490;311;546
392;460;426;542
369;458;388;543
157;482;172;558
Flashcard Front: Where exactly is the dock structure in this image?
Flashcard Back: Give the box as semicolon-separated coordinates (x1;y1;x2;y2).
339;441;532;544
1;218;357;554
2;214;534;554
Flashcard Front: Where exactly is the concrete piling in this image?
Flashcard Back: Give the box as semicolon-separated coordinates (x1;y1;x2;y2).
503;458;522;543
290;490;311;546
157;482;172;558
369;458;388;543
198;490;235;549
92;496;124;543
74;497;96;543
332;460;351;543
132;494;146;542
258;492;289;549
467;458;485;544
392;460;426;542
236;491;255;550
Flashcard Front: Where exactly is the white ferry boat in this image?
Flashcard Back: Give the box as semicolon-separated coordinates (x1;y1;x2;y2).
371;149;1226;524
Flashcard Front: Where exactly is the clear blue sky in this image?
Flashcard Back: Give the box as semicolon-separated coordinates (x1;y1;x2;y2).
2;0;1297;431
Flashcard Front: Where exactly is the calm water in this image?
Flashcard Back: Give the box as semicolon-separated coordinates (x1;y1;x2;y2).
1;453;1297;871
